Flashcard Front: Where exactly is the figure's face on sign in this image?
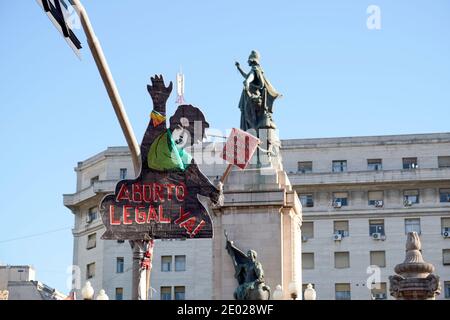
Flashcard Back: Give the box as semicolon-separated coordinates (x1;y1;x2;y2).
170;106;209;147
172;123;190;147
172;117;206;147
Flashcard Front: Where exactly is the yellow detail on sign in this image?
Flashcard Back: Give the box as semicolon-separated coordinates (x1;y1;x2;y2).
150;110;166;127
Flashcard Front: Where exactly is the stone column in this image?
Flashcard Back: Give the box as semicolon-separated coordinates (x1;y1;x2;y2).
212;164;302;300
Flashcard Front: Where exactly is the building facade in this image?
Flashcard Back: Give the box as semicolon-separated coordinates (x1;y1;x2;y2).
0;265;36;290
0;265;66;300
64;133;450;300
283;133;450;300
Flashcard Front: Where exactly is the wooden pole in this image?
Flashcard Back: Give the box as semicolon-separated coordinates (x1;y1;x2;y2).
146;268;150;300
220;164;233;184
70;0;143;300
145;239;154;300
71;0;141;173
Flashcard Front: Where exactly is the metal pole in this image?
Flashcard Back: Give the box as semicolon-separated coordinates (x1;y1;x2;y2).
131;240;147;300
70;0;143;300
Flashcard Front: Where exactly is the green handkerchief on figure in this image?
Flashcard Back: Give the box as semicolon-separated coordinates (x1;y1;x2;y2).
147;129;192;171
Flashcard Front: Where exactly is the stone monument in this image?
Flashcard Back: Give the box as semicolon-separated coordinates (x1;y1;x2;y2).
211;51;302;300
389;231;441;300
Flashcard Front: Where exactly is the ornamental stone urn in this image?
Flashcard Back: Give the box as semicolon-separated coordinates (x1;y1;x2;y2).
389;232;440;300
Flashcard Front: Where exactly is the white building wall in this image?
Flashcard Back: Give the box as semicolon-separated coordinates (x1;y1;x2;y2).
0;266;35;290
151;239;212;300
295;133;450;300
101;238;132;299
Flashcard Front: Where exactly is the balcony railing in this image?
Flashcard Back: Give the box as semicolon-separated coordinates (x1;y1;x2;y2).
63;180;117;207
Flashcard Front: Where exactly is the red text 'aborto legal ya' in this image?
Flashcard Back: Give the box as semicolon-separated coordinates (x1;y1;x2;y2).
108;182;206;237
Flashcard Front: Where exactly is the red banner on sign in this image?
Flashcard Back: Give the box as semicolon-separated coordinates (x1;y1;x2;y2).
221;128;260;169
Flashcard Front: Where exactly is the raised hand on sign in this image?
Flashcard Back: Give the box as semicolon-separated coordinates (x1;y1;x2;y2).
146;74;173;113
100;75;221;240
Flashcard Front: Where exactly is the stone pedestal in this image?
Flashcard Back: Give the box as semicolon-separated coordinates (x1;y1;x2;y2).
212;161;302;300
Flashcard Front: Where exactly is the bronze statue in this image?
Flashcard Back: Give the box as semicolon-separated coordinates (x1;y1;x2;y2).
235;50;281;131
225;231;271;300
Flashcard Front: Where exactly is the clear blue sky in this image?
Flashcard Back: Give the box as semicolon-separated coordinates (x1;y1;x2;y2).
0;0;449;293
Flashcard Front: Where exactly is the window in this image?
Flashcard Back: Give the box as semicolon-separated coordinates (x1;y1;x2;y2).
174;286;185;300
403;157;418;169
302;222;314;239
370;251;386;268
334;252;350;269
442;218;450;235
405;218;421;234
302;253;314;269
298;161;312;173
367;159;382;171
117;240;125;244
443;249;450;265
371;283;387;300
87;207;97;223
115;288;123;300
86;233;96;250
403;190;419;204
299;194;314;207
86;262;95;279
368;191;384;206
332;160;347;173
445;282;450;298
161;256;172;272
335;283;351;300
175;256;186;272
440;189;450;203
90;176;99;185
334;221;349;237
160;287;171;300
438;156;450;168
369;219;385;236
120;168;127;180
116;257;124;273
333;192;348;206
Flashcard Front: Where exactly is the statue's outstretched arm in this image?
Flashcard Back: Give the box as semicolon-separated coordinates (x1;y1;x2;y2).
235;61;247;78
225;240;238;267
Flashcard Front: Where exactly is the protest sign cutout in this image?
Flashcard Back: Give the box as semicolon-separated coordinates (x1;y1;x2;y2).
100;75;220;240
